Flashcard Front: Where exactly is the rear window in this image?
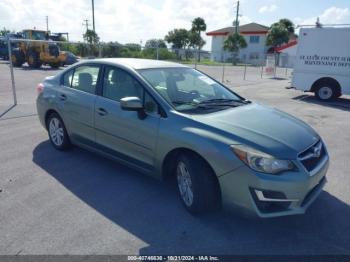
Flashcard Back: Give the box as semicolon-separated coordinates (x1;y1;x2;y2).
61;65;100;94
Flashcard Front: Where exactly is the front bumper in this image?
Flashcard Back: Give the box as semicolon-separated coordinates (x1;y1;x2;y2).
218;153;329;218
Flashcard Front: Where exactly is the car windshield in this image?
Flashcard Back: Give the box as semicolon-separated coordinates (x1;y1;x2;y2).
138;67;247;113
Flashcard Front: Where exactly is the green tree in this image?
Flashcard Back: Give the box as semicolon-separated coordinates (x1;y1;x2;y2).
83;29;100;44
144;39;167;49
100;42;123;57
223;33;247;65
165;29;189;59
191;17;207;61
83;29;100;57
188;30;205;49
192;17;207;34
266;23;289;48
266;19;295;50
76;43;89;57
125;43;141;52
279;18;295;34
0;27;10;36
142;39;168;59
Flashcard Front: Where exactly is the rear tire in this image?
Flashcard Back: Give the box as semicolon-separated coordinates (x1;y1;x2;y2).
176;153;221;215
314;79;340;101
47;113;71;151
49;62;61;68
27;50;42;68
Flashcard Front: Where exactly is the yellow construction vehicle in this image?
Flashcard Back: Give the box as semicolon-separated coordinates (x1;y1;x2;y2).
11;29;66;68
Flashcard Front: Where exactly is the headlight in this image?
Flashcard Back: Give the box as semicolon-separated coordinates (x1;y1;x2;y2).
230;145;296;174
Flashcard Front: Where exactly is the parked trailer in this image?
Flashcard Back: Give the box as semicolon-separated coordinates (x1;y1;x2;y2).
292;26;350;101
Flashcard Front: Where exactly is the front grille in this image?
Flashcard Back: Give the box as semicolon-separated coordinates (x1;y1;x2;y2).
298;140;326;172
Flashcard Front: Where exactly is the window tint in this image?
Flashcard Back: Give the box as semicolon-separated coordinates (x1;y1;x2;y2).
144;92;158;114
63;69;73;87
71;65;100;94
103;67;143;101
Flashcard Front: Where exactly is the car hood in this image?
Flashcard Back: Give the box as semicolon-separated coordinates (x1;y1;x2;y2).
191;103;319;159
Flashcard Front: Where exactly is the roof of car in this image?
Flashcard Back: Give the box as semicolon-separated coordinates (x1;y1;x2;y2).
87;58;188;70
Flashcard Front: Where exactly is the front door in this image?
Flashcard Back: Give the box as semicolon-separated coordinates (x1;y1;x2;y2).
94;66;160;172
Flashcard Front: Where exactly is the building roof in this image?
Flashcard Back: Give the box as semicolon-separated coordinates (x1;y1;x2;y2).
275;40;298;52
206;22;269;36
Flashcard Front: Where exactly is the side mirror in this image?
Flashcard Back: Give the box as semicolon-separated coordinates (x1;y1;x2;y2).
120;97;146;119
120;97;143;111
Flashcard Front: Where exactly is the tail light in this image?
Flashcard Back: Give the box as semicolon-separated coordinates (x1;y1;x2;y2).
36;83;44;95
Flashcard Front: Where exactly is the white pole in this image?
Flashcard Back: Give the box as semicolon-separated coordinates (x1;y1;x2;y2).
221;61;225;83
7;38;17;105
243;63;247;80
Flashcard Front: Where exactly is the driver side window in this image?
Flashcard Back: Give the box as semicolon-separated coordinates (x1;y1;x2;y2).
102;66;159;114
103;67;143;101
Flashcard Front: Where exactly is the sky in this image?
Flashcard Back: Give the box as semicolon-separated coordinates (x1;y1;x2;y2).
0;0;349;50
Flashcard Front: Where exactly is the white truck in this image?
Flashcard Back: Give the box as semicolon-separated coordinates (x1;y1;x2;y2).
292;26;350;101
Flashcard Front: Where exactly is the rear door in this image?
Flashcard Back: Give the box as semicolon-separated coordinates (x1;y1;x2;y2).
57;64;101;143
94;66;161;172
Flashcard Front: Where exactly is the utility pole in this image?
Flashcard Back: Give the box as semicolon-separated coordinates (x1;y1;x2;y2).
235;0;240;34
92;0;96;32
83;19;90;31
46;16;49;32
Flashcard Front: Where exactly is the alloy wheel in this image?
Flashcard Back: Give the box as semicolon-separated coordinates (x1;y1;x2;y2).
49;117;64;146
177;161;194;207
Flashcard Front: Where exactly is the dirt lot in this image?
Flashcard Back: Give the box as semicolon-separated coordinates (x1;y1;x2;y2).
0;61;350;255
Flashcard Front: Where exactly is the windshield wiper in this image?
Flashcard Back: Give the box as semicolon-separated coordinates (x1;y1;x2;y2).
198;98;250;105
172;101;196;105
172;100;217;110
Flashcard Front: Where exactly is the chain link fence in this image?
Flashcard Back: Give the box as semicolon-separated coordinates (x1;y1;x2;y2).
0;37;293;113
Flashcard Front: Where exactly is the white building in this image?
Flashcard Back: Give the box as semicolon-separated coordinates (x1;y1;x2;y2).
206;22;269;65
276;40;298;68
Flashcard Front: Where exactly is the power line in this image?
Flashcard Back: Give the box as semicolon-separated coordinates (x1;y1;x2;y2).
82;19;90;31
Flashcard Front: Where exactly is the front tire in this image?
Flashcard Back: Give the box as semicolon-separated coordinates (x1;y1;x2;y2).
176;153;221;215
11;49;25;67
47;113;71;150
27;50;42;68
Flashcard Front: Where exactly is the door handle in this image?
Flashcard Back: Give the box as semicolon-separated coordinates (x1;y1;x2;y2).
97;107;108;116
59;94;67;101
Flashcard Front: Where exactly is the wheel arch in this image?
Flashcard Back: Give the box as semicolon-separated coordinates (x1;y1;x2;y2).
162;147;222;209
44;109;61;130
311;77;341;94
162;147;221;194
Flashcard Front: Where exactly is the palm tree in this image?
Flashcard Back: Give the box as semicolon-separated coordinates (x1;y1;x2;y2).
192;17;207;34
223;33;247;65
191;17;207;61
279;19;295;34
